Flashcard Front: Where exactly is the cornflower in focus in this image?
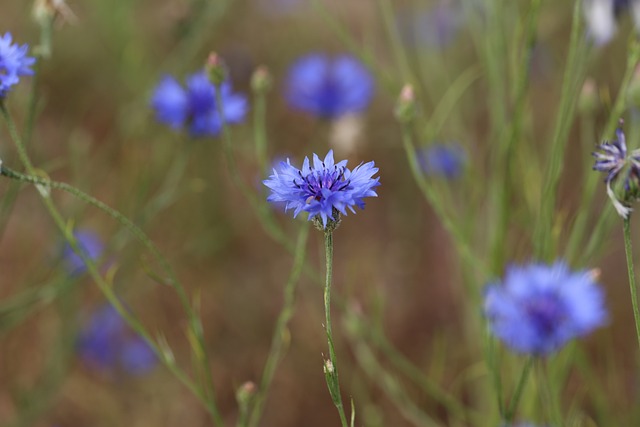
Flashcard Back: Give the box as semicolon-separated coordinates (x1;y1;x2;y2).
62;229;104;276
484;261;607;355
78;305;157;376
285;54;374;119
0;33;35;97
418;143;466;179
592;121;640;218
151;71;247;137
264;150;380;229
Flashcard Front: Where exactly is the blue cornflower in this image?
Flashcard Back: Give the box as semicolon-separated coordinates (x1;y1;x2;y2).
151;71;247;137
484;261;607;356
418;143;466;179
264;150;380;229
285;54;374;119
592;121;640;218
78;304;157;376
62;230;104;276
0;33;35;97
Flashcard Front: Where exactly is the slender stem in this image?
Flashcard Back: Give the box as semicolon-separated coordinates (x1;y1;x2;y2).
246;222;310;427
254;92;268;174
375;0;412;83
505;356;534;423
623;218;640;354
537;359;563;426
323;231;349;427
485;332;505;418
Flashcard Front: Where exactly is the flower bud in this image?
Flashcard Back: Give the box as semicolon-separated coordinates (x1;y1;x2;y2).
251;65;273;94
205;52;228;86
394;84;417;124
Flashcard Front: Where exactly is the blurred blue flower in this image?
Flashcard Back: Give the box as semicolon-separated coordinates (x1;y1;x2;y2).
592;121;640;218
398;1;463;50
264;150;380;228
484;261;607;356
62;230;104;276
78;304;157;376
0;33;35;97
285;54;374;119
418;143;466;179
151;71;247;137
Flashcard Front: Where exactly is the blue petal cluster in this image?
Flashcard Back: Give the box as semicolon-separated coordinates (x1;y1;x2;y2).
285;54;374;119
62;230;104;276
264;150;380;228
592;122;640;218
151;71;247;137
0;33;35;97
418;143;466;179
78;305;157;376
484;261;607;356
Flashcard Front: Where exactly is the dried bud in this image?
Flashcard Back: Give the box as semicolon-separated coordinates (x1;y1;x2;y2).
394;84;417;124
251;65;273;94
205;52;228;86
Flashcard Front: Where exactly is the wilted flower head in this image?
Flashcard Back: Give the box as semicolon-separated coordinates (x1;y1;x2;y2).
418;143;466;179
62;230;104;276
151;71;247;137
264;150;380;229
0;33;35;97
78;304;157;376
484;261;607;355
592;121;640;218
285;54;374;119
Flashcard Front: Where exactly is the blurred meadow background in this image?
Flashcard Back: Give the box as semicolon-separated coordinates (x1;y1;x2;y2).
2;0;640;426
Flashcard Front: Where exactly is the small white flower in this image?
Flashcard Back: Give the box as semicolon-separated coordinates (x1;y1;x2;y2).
584;0;617;45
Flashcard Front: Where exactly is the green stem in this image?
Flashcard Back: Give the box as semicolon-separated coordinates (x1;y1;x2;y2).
505;356;534;423
246;222;310;427
254;91;268;174
538;359;563;426
375;0;412;83
323;231;349;427
623;217;640;354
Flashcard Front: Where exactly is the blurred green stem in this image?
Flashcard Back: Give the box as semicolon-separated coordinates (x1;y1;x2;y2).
323;231;350;427
246;222;310;427
623;217;640;354
535;0;588;260
0;102;224;426
504;356;534;423
538;359;563;426
254;90;268;173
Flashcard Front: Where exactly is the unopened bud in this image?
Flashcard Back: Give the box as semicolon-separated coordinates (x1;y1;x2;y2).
235;381;256;408
323;359;334;374
394;84;417;123
205;52;228;86
251;65;273;94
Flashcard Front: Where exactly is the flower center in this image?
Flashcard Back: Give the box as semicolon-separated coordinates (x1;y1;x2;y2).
294;164;350;202
524;294;565;335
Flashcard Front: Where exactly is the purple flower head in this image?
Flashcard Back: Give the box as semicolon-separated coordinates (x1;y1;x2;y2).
264;150;380;229
484;261;607;356
285;54;374;120
77;305;157;376
0;33;35;97
418;143;466;179
62;230;104;276
151;71;247;137
592;121;640;218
